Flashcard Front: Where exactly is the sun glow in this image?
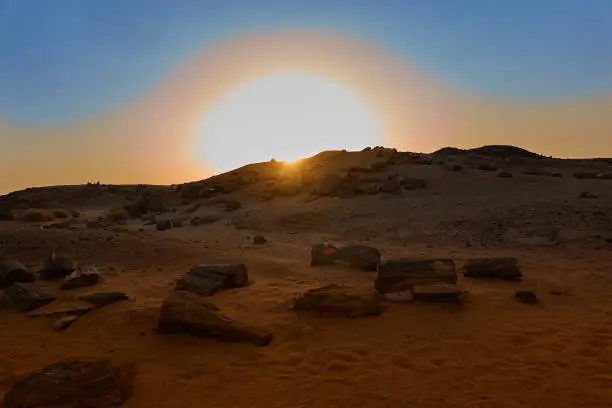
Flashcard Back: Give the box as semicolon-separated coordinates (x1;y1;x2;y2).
194;74;383;172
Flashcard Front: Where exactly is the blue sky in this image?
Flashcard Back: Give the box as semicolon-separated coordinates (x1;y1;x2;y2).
1;0;612;125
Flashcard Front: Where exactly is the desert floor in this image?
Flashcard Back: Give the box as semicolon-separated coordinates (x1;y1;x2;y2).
2;149;612;407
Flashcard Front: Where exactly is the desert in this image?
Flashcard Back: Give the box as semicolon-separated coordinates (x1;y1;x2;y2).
1;145;612;407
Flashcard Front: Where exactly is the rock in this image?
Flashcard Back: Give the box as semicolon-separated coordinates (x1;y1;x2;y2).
292;284;384;317
190;215;218;226
413;284;463;304
445;164;463;172
497;170;513;178
61;267;101;290
515;290;538;304
380;176;402;193
384;291;414;302
0;260;34;288
225;200;242;212
175;264;249;297
399;177;427;190
375;259;457;294
158;291;272;346
253;235;267;244
310;243;338;266
574;172;597;179
52;315;80;331
551;171;563;178
156;218;173;231
596;172;612;180
78;292;129;309
39;251;77;280
358;183;381;195
0;203;15;221
579;191;598;199
26;300;94;318
3;283;56;312
172;218;184;228
335;244;381;271
2;359;137;408
478;163;497;171
463;257;521;280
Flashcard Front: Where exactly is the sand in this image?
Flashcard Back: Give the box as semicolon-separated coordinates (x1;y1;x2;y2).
2;147;612;407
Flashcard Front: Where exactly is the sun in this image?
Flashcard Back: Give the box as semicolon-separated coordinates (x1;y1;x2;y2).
193;74;383;172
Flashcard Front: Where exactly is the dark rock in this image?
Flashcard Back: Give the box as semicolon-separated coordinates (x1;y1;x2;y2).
253;235;267;245
0;203;15;221
551;171;563;178
380;176;402;193
292;284;383;317
463;257;521;280
225;200;242;212
579;191;598;199
478;163;497;171
175;264;249;297
3;283;56;312
156;218;173;231
497;170;513;178
375;259;457;294
574;172;597;179
445;164;463;172
158;291;272;346
39;252;77;280
190;215;218;226
172;218;184;228
0;260;34;288
335;244;381;271
515;290;538;304
596;172;612;180
61;267;101;290
310;243;338;266
2;359;137;408
52;315;80;331
413;284;463;304
358;183;381;195
78;292;129;309
399;177;427;190
26;300;94;318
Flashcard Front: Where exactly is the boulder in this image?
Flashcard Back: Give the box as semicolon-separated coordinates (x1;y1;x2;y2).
156;218;173;231
515;290;538;304
39;251;77;280
335;244;381;271
175;264;249;297
253;235;267;245
375;259;457;294
497;170;513;178
78;292;129;309
158;291;272;346
310;243;338;266
0;259;34;288
463;257;521;280
413;284;463;304
291;284;383;317
2;359;137;408
61;267;101;290
3;283;56;312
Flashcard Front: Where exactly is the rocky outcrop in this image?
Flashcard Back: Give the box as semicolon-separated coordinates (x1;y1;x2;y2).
375;259;457;294
291;284;383;317
463;257;521;280
2;359;137;408
158;291;272;346
175;264;249;297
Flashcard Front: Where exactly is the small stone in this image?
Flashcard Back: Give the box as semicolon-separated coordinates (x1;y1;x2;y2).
78;292;129;309
190;215;218;226
39;252;77;280
515;290;538;304
497;170;513;178
3;283;56;312
0;260;34;288
253;235;267;245
310;243;338;266
52;315;80;331
175;264;249;296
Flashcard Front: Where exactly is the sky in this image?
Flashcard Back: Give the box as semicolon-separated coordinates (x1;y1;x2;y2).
1;0;612;193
